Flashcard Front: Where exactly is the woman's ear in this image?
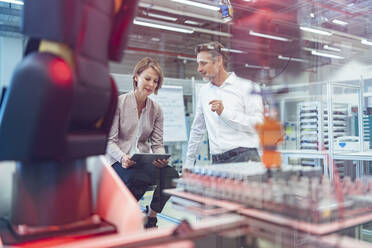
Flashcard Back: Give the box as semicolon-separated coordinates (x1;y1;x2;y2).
134;76;138;86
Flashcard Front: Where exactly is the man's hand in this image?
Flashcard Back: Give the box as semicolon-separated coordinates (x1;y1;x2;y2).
153;159;169;168
209;100;224;115
121;154;136;168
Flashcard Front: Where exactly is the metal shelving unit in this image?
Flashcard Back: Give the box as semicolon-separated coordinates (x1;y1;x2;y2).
277;80;363;180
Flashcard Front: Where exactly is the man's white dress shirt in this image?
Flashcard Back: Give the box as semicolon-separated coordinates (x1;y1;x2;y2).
185;72;263;166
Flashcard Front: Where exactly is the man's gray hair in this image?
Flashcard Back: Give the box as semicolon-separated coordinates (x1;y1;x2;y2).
195;41;229;65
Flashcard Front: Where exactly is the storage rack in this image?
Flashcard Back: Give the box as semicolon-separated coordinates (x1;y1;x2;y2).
298;102;348;169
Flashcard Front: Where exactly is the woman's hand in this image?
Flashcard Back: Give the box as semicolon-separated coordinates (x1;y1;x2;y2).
153;159;168;168
121;154;136;168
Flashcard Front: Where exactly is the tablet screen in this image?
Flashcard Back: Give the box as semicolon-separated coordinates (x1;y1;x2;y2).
130;153;171;165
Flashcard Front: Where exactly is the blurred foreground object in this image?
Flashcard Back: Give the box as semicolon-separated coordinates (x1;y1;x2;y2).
0;0;138;244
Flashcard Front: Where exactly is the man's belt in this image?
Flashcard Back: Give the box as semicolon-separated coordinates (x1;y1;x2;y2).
212;147;257;162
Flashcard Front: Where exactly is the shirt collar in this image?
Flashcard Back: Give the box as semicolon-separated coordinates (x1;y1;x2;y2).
224;72;236;85
209;72;235;88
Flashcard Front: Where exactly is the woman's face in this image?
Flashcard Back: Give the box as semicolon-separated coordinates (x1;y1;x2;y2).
135;67;159;97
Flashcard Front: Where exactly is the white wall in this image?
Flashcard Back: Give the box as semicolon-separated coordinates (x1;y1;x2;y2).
273;67;312;85
273;56;372;87
272;57;372;120
0;37;23;88
321;60;372;83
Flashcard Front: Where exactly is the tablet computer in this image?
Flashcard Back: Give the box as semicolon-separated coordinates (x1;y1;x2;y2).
130;153;171;165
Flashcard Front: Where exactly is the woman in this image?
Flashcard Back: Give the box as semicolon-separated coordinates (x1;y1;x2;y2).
106;57;179;228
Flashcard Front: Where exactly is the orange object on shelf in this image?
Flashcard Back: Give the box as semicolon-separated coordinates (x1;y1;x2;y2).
256;114;284;169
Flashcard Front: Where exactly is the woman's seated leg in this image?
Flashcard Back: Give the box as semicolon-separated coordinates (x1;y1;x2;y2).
144;166;179;228
150;166;179;214
112;162;150;201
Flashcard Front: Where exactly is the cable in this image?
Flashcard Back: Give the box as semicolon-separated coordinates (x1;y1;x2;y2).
245;44;303;85
267;55;292;81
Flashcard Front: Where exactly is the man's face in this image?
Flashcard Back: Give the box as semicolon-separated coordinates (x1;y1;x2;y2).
196;51;219;83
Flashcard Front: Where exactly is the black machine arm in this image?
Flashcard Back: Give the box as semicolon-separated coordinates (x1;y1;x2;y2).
0;0;138;245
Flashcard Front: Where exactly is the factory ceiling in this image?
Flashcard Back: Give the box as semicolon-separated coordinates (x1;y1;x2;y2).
0;0;372;81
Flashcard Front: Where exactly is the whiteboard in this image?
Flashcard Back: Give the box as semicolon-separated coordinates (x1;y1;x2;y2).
150;86;187;142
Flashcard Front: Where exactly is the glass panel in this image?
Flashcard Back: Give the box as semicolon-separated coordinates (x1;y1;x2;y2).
363;78;372;151
276;82;327;152
2;0;372;238
364;161;372;176
330;82;361;154
334;159;358;180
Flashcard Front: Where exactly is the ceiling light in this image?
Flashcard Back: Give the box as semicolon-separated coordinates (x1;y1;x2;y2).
146;12;178;21
0;0;23;4
177;55;197;61
138;2;225;24
221;48;243;53
302;37;331;45
133;18;194;34
310;13;315;18
278;55;309;63
171;0;220;11
245;64;270;70
332;19;348;26
311;50;344;59
361;39;372;46
151;37;160;42
249;30;291;42
193;27;231;37
139;2;152;8
135;17;230;37
302;47;313;52
300;26;332;36
323;45;341;52
184;20;200;25
335;43;353;49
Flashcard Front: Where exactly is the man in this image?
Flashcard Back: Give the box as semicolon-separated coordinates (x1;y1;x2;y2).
185;41;264;166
